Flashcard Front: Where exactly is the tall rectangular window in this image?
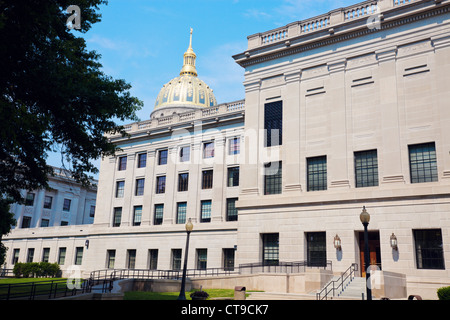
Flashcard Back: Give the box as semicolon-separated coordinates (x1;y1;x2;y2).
42;248;50;262
414;229;445;270
196;249;207;270
200;200;212;223
229;137;240;155
116;181;125;198
118;156;127;171
63;199;71;212
107;250;116;269
307;232;327;267
264;101;283;147
89;205;95;218
154;204;164;225
203;142;215;159
409;142;438;183
307;156;327;191
264;162;282;195
227;167;239;187
40;219;49;227
158;149;168;165
148;249;158;270
21;216;31;228
176;202;187;224
202;169;213;189
113;207;122;227
27;248;34;263
58;248;66;265
156;176;166;194
25;193;35;206
262;233;279;266
43;196;53;209
135;178;145;196
178;173;189;192
137;153;147;168
12;249;20;265
127;249;136;269
226;198;238;221
180;146;190;162
354;150;379;188
133;206;142;226
172;249;182;270
75;247;83;265
223;248;235;271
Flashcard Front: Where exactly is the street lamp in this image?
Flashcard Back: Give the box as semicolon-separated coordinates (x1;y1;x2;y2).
360;206;372;300
177;218;194;300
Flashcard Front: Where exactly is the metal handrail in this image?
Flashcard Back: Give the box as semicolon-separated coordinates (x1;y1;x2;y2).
316;263;358;300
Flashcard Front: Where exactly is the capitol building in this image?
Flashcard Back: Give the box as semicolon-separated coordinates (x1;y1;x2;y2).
3;0;450;300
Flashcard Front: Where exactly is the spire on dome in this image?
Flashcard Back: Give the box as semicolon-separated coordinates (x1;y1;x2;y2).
180;28;198;76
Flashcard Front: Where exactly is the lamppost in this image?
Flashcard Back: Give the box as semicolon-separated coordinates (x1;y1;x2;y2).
360;206;372;300
177;218;193;300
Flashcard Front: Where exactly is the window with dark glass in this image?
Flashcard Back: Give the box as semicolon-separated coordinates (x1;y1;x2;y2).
43;196;53;209
113;207;122;227
107;250;115;269
75;247;83;265
414;229;445;270
180;146;190;162
127;249;136;269
137;153;147;168
176;202;187;224
63;198;71;211
178;173;189;192
307;232;327;267
409;142;438;183
172;249;182;270
264;162;282;195
21;216;31;228
58;248;66;265
229;137;240;155
25;193;35;206
223;248;235;271
41;219;49;227
135;178;145;196
227;167;239;187
226;198;238;221
158;149;168;165
27;248;34;263
307;156;327;191
118;156;127;171
154;204;164;225
262;233;279;266
200;200;212;223
156;176;166;194
197;249;207;270
148;249;158;270
202;170;213;189
133;206;142;226
12;249;20;264
264;101;283;147
89;205;95;218
116;181;125;198
355;150;379;188
203;142;215;159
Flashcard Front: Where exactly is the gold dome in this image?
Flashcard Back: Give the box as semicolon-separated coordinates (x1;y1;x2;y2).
154;29;217;110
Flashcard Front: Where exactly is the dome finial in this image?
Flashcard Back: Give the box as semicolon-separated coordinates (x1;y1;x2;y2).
180;27;197;76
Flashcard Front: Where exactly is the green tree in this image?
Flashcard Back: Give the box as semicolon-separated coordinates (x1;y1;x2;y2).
0;199;16;265
0;1;142;208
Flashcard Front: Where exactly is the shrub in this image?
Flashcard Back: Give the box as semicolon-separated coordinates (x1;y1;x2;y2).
437;286;450;300
12;262;61;278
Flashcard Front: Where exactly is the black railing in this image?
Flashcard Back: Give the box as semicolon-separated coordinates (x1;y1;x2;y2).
316;263;358;300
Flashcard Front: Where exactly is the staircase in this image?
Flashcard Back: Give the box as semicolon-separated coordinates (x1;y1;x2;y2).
333;276;366;300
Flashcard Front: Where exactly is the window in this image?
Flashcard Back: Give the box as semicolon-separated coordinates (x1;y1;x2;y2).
107;250;116;269
227;167;240;187
127;249;136;269
154;204;164;225
118;156;127;171
172;249;182;270
229;137;240;155
12;249;20;264
200;200;212;223
176;202;187;224
307;156;327;191
43;196;53;209
135;178;145;196
307;232;327;267
137;153;147;168
202;170;213;189
226;198;238;221
262;233;279;266
133;206;142;226
197;249;207;270
158;149;168;165
25;193;35;206
75;247;83;265
116;181;125;198
223;248;235;271
409;142;438;183
21;216;31;228
60;221;68;226
89;205;95;218
264;162;282;195
414;229;445;270
178;173;189;192
113;207;122;227
41;219;49;227
156;176;166;194
63;199;71;212
27;248;34;263
148;249;158;270
180;146;190;162
58;248;66;265
264;101;283;147
355;150;379;188
203;142;215;159
42;248;50;262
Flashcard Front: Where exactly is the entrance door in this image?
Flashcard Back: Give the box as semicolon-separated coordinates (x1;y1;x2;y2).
358;231;381;277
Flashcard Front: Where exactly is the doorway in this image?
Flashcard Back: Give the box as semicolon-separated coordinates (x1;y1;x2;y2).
358;231;381;277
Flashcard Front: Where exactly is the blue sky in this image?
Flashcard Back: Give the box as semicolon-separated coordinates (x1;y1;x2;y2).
48;0;359;170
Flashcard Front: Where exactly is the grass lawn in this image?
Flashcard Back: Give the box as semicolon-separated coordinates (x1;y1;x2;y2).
0;278;80;298
124;289;245;300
